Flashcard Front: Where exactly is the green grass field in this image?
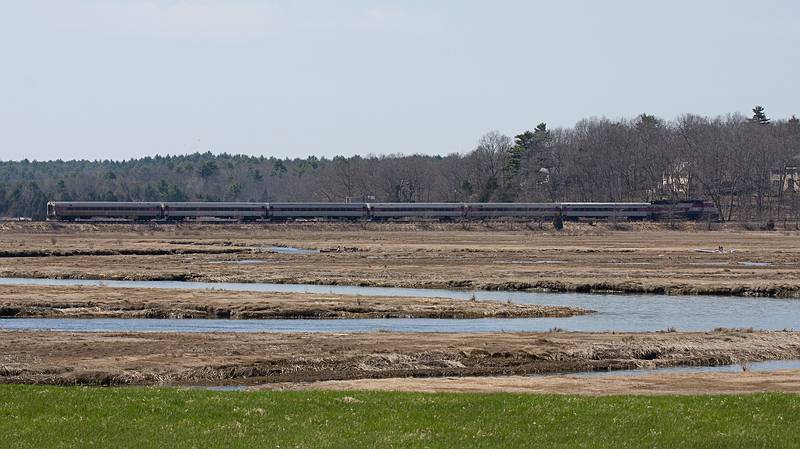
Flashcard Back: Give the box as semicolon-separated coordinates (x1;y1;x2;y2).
0;385;798;448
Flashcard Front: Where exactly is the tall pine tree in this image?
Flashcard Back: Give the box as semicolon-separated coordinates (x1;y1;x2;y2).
749;105;770;124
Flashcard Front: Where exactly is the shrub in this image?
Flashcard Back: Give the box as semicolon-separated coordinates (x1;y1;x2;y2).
552;213;564;231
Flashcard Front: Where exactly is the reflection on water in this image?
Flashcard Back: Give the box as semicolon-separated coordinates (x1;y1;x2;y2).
740;261;770;267
566;359;800;378
263;246;319;255
0;277;798;333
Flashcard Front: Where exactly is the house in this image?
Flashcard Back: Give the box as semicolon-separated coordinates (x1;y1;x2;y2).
770;154;800;192
661;161;690;197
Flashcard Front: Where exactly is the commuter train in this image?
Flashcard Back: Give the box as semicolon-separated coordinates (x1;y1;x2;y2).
46;200;717;222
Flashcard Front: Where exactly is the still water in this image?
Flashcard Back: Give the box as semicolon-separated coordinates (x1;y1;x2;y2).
1;277;798;333
568;359;800;377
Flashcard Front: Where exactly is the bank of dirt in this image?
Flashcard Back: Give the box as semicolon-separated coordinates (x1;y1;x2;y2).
1;329;799;387
258;370;800;395
0;285;587;319
1;222;799;297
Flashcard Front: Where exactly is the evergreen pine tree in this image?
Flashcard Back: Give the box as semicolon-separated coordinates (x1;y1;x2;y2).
749;105;770;124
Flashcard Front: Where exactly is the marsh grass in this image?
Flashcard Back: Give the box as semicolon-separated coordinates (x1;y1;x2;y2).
0;386;798;449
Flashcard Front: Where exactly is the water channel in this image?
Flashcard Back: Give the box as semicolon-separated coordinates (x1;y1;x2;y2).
1;277;798;333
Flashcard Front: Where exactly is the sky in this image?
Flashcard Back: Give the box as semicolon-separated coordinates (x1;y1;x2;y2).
1;0;798;162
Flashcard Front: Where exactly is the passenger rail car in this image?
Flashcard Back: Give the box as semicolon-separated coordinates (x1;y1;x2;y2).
163;202;266;221
45;201;718;222
561;203;651;220
650;200;716;220
465;203;560;219
369;203;465;220
46;202;162;221
269;202;367;220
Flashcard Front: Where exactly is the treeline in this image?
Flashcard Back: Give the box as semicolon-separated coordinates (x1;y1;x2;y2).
2;107;799;221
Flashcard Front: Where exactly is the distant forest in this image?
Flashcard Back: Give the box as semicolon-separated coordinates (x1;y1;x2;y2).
2;107;800;221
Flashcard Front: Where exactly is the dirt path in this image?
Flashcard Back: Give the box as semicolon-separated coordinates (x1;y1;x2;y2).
2;329;799;386
259;370;800;395
1;222;799;296
0;285;587;319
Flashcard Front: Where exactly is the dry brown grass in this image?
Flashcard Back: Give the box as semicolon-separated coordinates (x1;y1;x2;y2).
0;284;588;319
2;329;799;386
1;222;799;296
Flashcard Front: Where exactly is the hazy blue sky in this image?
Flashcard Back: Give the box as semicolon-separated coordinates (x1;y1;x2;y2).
1;1;798;161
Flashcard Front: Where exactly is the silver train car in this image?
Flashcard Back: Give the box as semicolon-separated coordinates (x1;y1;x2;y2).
269;202;368;220
46;200;718;222
163;202;266;221
368;203;465;220
46;201;162;220
465;203;560;219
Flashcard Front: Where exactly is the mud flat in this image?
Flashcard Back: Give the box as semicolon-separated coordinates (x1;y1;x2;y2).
0;285;586;319
2;329;799;387
260;369;800;395
1;222;799;297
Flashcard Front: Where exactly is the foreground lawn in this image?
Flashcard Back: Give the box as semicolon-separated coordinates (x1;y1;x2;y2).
0;385;798;448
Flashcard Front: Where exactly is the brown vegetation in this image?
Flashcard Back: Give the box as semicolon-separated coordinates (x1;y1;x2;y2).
1;329;798;387
0;285;587;319
1;222;799;297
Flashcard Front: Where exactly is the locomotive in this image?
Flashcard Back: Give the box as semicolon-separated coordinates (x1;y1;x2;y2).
46;200;717;221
